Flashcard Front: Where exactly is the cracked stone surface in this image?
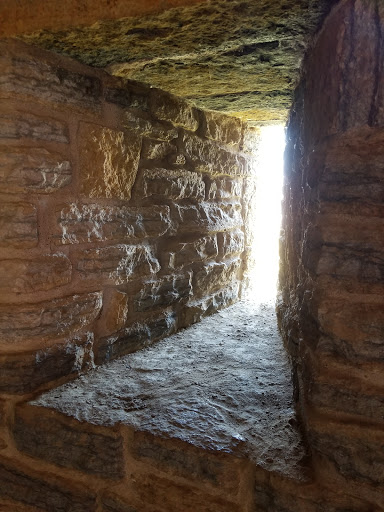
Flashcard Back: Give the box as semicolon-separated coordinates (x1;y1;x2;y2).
14;0;338;124
32;300;306;479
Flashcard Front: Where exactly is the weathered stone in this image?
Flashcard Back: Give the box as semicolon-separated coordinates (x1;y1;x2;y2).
174;202;243;233
0;146;71;193
0;292;102;344
182;132;248;176
98;290;129;336
168;235;218;269
14;405;125;479
133;473;240;512
134;273;192;312
206;177;243;200
203;110;242;146
218;230;245;258
76;245;160;284
131;432;241;492
0;254;72;294
0;202;37;249
0;332;94;394
124;110;178;141
0;112;69;142
141;168;205;200
0;52;101;111
141;138;177;160
78;122;141;200
194;259;241;298
102;494;137;512
242;127;260;154
0;458;97;511
150;89;199;131
96;314;176;364
55;203;171;244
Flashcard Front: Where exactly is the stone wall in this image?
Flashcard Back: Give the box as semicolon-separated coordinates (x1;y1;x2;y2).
0;40;253;411
278;0;384;509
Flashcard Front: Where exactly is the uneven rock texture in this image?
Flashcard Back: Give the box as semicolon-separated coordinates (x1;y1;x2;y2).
13;0;337;124
278;0;384;508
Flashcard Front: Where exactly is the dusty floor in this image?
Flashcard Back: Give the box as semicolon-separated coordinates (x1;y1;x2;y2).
33;300;306;478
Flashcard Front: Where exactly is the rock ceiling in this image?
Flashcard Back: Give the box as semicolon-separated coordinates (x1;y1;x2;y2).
3;0;337;124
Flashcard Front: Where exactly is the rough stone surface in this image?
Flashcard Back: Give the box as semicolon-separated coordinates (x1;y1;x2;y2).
150;89;199;131
134;274;192;312
203;111;242;146
174;202;243;233
0;332;95;394
124;111;178;141
15;1;336;123
0;292;102;344
141;138;177;161
0;112;69;142
78;122;141;200
193;259;240;298
218;230;245;258
0;202;37;249
76;245;160;284
141;168;205;200
101;494;137;512
0;254;71;295
55;203;171;244
168;235;218;269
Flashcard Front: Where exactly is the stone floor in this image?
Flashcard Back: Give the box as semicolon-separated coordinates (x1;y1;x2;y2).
30;299;305;480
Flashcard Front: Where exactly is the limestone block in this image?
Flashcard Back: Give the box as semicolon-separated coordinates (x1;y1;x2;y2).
134;273;192;312
0;459;97;511
55;203;171;244
0;53;101;111
131;431;241;492
132;473;241;512
0;253;72;294
218;230;245;258
76;245;160;284
98;289;129;336
0;332;94;394
150;89;199;131
0;112;69;142
124;110;178;141
78;122;141;200
0;201;37;249
14;405;125;479
96;314;176;364
0;146;71;193
194;259;241;298
174;202;243;233
141;138;177;160
203;110;242;146
141;168;205;200
0;292;102;344
182;132;248;176
207;177;243;200
168;235;218;269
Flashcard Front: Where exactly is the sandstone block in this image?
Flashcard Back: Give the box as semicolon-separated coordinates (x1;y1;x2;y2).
218;230;245;258
0;146;71;193
203;110;242;146
150;89;199;131
96;314;176;364
168;235;218;269
0;253;71;295
78;122;141;200
102;494;137;512
98;289;129;336
141;139;177;160
0;201;37;249
0;53;101;111
0;458;97;511
55;203;171;244
242;127;260;154
124;110;178;141
194;259;241;298
141;168;205;200
174;202;243;233
0;112;69;142
76;245;160;284
0;332;94;394
14;405;125;479
134;273;192;312
132;473;240;512
207;177;243;200
0;292;102;344
182;132;248;176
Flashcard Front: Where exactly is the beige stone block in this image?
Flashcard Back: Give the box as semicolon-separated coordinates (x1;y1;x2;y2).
0;112;69;143
193;259;241;298
141;138;177;160
78;122;141;200
203;110;243;146
134;273;192;312
174;202;243;233
99;289;129;336
141;168;205;200
218;230;245;258
0;254;71;295
0;292;102;344
124;110;178;141
150;88;199;131
0;201;38;249
169;235;218;269
0;146;71;193
206;177;243;200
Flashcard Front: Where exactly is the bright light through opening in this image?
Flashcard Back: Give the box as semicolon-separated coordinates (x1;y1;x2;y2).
249;125;285;303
